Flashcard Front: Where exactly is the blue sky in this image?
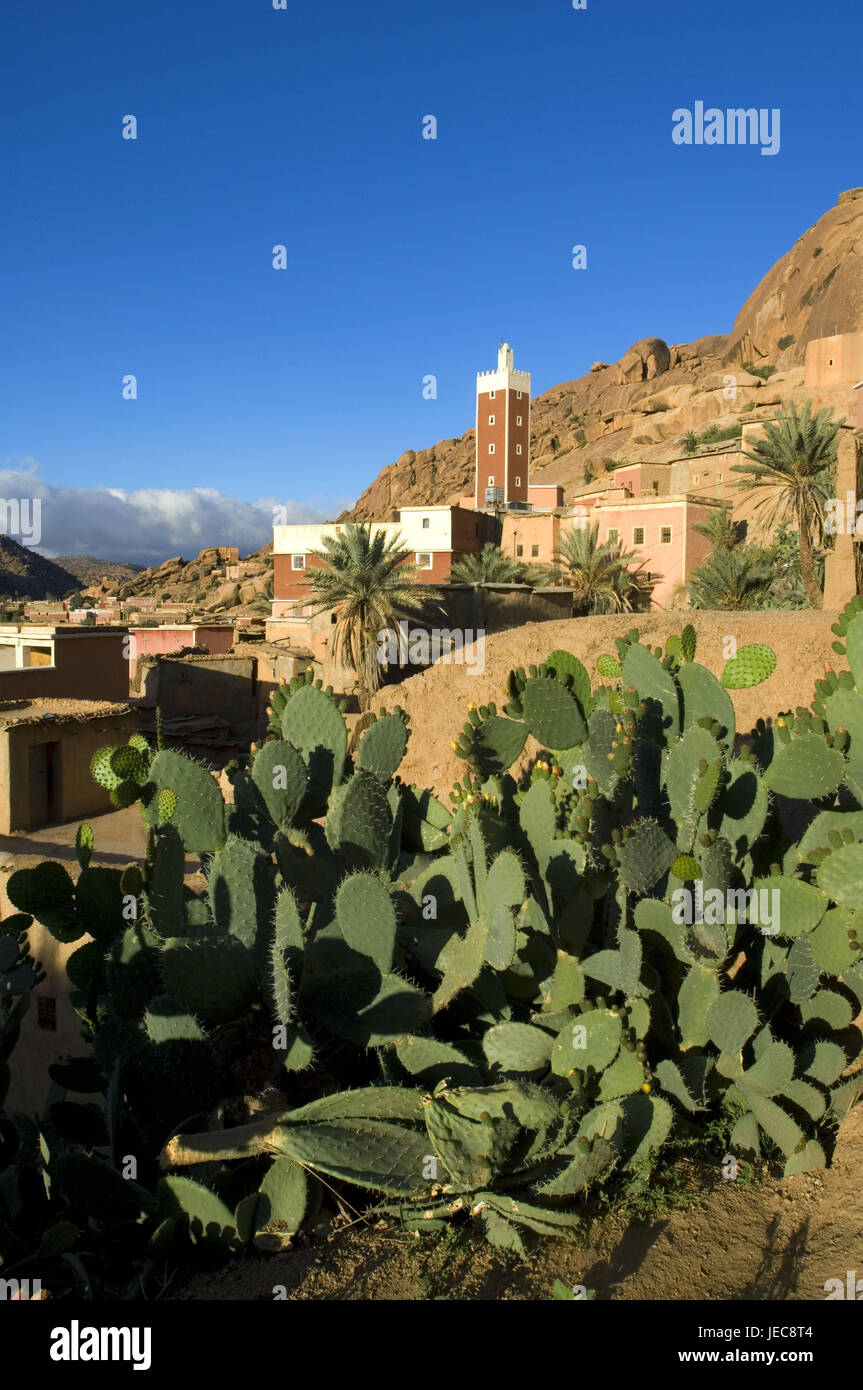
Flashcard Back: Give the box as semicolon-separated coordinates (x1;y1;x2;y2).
1;0;861;561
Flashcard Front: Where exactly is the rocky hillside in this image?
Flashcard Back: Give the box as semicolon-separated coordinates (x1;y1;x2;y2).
109;543;274;614
0;536;82;601
343;189;863;521
55;556;143;588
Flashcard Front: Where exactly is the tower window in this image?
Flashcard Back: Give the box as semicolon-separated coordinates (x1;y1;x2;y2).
516;391;523;400
633;526;645;545
488;475;494;486
488;415;495;425
828;358;834;367
661;526;672;544
291;554;306;571
415;552;433;570
488;443;495;454
422;517;430;528
516;416;522;426
489;390;496;399
516;445;522;456
531;545;539;558
515;476;521;487
37;996;57;1032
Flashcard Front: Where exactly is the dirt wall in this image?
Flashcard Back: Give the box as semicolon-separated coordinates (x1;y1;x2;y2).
372;610;841;799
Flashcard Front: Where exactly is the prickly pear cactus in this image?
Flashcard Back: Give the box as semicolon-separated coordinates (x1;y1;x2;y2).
8;616;863;1279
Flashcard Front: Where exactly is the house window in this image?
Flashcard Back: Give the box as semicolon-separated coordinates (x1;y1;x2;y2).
37;996;57;1032
516;416;523;426
828;358;834;367
633;526;645;545
515;476;521;487
693;475;700;485
415;552;433;570
488;443;495;454
516;544;524;557
661;526;672;544
330;612;337;624
608;529;619;545
291;554;306;571
531;545;540;558
488;415;495;425
422;517;430;528
717;472;723;481
516;445;523;456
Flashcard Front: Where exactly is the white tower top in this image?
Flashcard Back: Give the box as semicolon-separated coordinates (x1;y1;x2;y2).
477;342;530;396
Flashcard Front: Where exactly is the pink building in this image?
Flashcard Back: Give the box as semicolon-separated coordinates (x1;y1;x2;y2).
528;483;564;510
128;623;235;680
588;495;719;607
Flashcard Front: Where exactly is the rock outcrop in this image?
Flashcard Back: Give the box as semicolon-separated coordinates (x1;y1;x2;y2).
341;191;863;523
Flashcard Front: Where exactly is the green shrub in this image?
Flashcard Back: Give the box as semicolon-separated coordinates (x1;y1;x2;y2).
778;335;795;351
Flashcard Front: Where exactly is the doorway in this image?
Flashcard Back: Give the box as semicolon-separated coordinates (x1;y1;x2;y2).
28;741;59;828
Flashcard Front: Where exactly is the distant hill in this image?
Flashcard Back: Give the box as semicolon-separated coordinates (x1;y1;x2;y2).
55;555;144;589
0;536;82;601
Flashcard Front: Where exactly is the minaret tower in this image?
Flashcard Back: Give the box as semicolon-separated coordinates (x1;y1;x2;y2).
475;342;531;509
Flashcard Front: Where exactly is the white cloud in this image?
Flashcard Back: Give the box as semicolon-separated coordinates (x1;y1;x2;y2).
0;464;349;566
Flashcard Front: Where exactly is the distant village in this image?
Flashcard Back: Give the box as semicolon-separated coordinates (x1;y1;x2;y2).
2;329;862;848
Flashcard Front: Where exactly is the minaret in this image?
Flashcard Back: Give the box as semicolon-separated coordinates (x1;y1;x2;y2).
475;342;531;509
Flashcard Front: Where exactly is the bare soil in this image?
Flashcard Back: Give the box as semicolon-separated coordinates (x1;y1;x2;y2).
372;610;841;800
180;1105;862;1302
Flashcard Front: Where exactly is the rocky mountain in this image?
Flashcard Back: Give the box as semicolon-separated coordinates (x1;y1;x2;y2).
342;189;863;521
0;537;82;601
112;543;273;614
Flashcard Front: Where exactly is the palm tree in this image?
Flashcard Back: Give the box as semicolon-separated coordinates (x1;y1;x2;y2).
551;522;647;614
687;546;773;610
683;430;700;457
731;401;844;609
692;503;744;553
450;543;527;585
306;523;438;709
249;576;274;615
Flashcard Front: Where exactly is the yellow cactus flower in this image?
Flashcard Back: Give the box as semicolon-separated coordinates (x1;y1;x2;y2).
468;701;476;712
641;1082;651;1094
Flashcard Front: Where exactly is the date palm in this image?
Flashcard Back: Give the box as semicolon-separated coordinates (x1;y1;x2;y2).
731;401;844;609
306;523;438;709
551;522;646;614
450;543;527;585
687;545;773;610
692;503;744;553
